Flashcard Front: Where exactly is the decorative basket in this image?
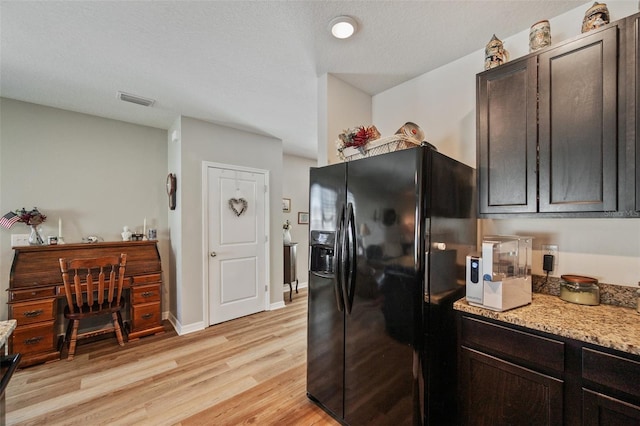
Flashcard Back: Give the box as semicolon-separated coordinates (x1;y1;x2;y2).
339;135;421;161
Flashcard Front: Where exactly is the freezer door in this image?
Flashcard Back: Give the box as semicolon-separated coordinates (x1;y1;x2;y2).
423;150;476;422
343;148;425;425
307;163;346;419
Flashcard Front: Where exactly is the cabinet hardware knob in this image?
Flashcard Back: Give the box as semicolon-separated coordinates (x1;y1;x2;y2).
142;313;153;319
23;309;43;318
210;252;217;257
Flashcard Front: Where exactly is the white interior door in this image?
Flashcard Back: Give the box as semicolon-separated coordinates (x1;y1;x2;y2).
207;165;267;325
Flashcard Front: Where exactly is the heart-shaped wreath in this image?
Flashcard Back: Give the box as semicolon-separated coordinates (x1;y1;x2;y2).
228;198;248;217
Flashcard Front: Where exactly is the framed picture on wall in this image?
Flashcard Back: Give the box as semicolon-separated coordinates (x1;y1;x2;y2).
282;198;291;213
298;212;309;224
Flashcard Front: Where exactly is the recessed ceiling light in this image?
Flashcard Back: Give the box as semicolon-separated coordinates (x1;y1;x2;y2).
330;16;358;39
117;91;155;107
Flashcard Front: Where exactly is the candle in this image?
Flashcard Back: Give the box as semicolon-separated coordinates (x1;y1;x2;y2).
58;218;62;238
143;217;147;235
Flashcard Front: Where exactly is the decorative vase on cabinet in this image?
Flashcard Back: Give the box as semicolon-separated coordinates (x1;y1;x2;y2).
28;225;44;245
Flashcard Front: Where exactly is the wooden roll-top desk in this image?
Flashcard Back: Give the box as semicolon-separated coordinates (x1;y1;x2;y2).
8;241;165;367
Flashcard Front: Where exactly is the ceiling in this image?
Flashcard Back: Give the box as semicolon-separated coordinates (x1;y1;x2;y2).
1;1;584;159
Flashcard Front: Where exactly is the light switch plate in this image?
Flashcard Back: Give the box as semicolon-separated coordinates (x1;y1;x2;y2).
11;234;30;246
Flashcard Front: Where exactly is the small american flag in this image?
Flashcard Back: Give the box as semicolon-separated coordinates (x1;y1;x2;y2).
0;211;20;229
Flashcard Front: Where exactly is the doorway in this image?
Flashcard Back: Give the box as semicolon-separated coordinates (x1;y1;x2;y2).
203;162;269;325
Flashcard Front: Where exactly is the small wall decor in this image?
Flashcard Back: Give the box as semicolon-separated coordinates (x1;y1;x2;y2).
582;2;610;33
484;34;509;70
282;198;291;213
228;198;248;217
298;212;309;225
529;20;551;52
166;173;177;210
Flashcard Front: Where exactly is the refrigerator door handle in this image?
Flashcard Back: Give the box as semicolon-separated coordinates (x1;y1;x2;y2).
334;204;346;312
343;202;357;314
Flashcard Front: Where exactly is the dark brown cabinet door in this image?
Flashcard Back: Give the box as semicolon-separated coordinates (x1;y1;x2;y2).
631;15;640;212
459;346;564;425
538;26;618;213
583;390;640;426
477;57;537;214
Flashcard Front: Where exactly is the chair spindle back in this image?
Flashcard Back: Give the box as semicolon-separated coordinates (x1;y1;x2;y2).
59;254;127;313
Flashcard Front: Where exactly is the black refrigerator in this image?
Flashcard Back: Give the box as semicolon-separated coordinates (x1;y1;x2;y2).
307;146;476;425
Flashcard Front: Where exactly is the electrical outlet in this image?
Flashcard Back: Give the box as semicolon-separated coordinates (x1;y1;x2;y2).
11;234;30;246
542;244;558;271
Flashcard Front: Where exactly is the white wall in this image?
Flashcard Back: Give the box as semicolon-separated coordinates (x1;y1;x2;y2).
282;154;315;291
169;116;284;333
319;74;373;166
167;119;181;317
372;1;640;286
0;98;169;319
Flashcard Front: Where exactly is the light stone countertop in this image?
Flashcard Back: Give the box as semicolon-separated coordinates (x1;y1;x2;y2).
0;320;17;350
454;293;640;356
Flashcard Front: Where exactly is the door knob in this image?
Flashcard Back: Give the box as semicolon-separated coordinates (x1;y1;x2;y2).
210;252;217;257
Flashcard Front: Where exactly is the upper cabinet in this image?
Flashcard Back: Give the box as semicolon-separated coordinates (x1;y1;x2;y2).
538;27;617;213
477;56;537;214
629;14;640;213
477;13;640;218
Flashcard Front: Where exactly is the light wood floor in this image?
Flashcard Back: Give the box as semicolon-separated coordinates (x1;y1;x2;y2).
6;289;340;426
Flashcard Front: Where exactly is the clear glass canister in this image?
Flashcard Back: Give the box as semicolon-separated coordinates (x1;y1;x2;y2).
560;275;600;306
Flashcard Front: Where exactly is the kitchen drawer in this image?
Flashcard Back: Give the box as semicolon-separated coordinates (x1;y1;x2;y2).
132;273;161;284
9;287;57;302
131;284;161;304
131;302;161;330
10;299;56;326
583;347;640;397
461;316;565;374
11;321;57;355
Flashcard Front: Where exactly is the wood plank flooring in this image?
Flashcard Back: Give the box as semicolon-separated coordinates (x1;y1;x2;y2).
6;289;340;426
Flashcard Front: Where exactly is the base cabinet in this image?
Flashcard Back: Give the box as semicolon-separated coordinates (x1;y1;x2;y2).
460;347;563;425
583;390;640;426
582;348;640;426
458;313;640;426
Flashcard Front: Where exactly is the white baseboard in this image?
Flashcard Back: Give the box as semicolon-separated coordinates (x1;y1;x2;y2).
165;282;308;332
270;301;286;310
167;311;204;336
282;281;308;293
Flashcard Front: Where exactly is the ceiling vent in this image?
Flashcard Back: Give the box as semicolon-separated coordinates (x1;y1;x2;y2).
117;91;155;107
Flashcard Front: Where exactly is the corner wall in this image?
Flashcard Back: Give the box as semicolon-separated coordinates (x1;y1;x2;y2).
319;74;373;166
170;116;284;332
282;154;316;292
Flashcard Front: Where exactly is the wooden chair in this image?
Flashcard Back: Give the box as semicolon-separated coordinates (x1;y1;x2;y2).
59;253;127;360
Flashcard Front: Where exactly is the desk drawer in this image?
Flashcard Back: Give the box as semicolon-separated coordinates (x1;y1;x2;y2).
10;299;56;326
132;273;161;284
11;321;56;355
132;284;161;304
9;287;57;302
131;302;161;331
